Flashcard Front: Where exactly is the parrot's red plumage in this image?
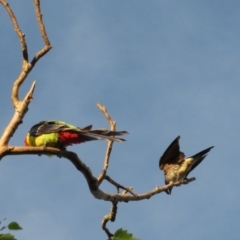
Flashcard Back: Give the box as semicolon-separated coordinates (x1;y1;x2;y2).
58;131;85;145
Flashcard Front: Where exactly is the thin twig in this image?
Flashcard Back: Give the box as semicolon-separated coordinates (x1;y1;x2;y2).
105;175;138;197
31;0;52;67
0;80;36;147
122;187;133;196
0;0;29;106
0;0;28;61
102;202;118;239
97;102;116;185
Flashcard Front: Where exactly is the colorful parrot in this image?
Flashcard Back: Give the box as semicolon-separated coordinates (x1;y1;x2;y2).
24;120;128;150
159;136;213;194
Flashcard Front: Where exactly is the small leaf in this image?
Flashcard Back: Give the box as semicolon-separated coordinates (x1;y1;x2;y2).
7;222;22;231
0;233;17;240
113;228;140;240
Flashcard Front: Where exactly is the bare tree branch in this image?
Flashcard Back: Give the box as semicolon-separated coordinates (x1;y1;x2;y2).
0;0;29;107
31;0;52;67
0;146;99;192
122;187;133;196
97;102;117;185
1;146;196;202
104;175;138;197
102;201;118;239
0;0;28;61
0;0;51;146
0;81;36;147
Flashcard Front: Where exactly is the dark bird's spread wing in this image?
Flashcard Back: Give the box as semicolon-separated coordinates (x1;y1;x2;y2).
159;136;185;171
29;121;70;136
185;146;214;178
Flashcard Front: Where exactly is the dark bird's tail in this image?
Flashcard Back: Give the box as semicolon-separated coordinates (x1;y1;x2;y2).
186;146;214;177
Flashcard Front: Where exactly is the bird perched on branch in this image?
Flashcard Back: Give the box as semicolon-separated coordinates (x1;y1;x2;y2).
159;136;213;194
24;120;128;150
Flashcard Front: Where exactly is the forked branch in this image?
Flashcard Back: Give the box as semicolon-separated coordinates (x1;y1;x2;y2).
104;175;138;197
0;0;51;147
2;145;196;202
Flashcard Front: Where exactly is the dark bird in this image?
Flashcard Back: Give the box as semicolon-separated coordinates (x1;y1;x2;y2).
159;136;214;194
24;120;128;150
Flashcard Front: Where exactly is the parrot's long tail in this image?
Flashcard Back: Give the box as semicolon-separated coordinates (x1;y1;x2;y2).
58;129;128;145
79;129;128;142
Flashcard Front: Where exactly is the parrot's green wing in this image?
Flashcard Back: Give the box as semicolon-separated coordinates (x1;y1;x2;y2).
29;121;85;136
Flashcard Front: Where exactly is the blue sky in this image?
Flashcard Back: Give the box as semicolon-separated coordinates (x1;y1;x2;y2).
0;1;240;239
